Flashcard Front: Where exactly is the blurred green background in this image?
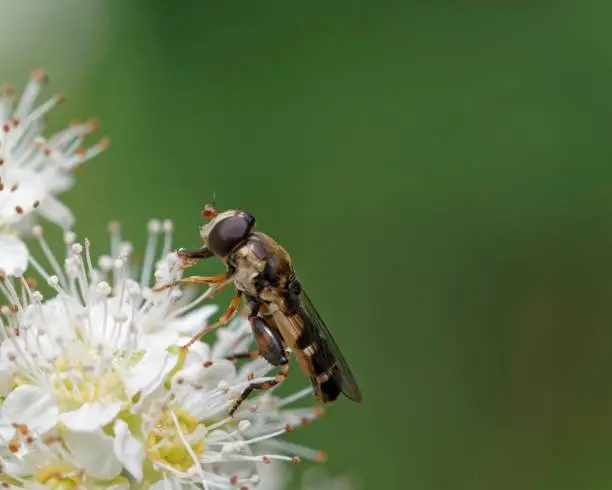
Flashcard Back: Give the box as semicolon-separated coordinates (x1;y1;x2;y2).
7;0;612;488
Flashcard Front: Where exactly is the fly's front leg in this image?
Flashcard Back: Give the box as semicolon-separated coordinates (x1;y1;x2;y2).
177;247;214;269
182;292;242;349
152;271;231;293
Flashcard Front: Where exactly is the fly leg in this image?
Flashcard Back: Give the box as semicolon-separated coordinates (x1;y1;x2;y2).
229;362;290;416
152;271;231;292
182;292;242;349
176;247;214;269
228;314;290;416
226;350;261;362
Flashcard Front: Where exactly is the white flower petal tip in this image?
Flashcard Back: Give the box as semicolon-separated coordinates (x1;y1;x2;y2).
59;401;123;432
66;429;123;480
113;420;145;481
0;71;109;235
122;348;178;399
0;234;28;276
1;384;58;434
0;220;326;488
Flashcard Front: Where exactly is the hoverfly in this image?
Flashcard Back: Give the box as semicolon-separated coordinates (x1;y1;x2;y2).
153;204;362;415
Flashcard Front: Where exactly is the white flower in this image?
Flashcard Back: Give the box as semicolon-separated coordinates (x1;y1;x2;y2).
0;424;129;489
258;463;359;490
0;70;108;275
0;220;325;489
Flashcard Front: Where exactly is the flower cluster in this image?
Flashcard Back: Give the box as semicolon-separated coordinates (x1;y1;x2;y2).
0;70;108;276
0;220;324;488
0;73;355;490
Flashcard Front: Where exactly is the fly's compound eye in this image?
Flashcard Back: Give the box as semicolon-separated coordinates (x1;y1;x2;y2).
207;213;255;257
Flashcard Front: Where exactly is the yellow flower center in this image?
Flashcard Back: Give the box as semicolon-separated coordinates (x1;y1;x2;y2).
35;465;83;490
52;357;125;410
146;408;205;473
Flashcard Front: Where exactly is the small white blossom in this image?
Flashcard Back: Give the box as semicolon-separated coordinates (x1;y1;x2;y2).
0;425;129;489
0;70;108;275
0;220;324;489
258;463;360;490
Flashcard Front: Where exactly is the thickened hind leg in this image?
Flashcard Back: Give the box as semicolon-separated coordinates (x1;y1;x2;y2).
229;363;289;416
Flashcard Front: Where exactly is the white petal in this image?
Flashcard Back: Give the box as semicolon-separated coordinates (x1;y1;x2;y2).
0;169;46;226
1;384;58;434
176;359;236;388
37;195;74;229
183;339;211;367
0;364;14;396
258;461;290;490
38;166;74;194
212;318;252;359
59;401;122;431
122;347;178;399
113;419;144;481
0;235;28;276
105;484;130;490
173;360;237;419
65;429;122;480
150;479;189;490
167;304;218;336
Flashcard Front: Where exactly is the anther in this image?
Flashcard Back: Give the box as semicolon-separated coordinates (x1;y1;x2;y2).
15;206;23;214
107;221;121;234
10;184;18;192
203;361;214;368
148;219;161;233
284;424;293;432
8;439;19;453
261;456;271;465
99;137;111;149
64;231;76;245
314;450;328;463
291;456;301;465
47;275;60;287
112;312;128;323
162;219;173;232
32;69;49;83
33;200;40;208
229;475;238;485
2;83;15;96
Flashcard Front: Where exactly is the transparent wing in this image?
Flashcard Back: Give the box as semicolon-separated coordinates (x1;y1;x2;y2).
297;289;363;403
